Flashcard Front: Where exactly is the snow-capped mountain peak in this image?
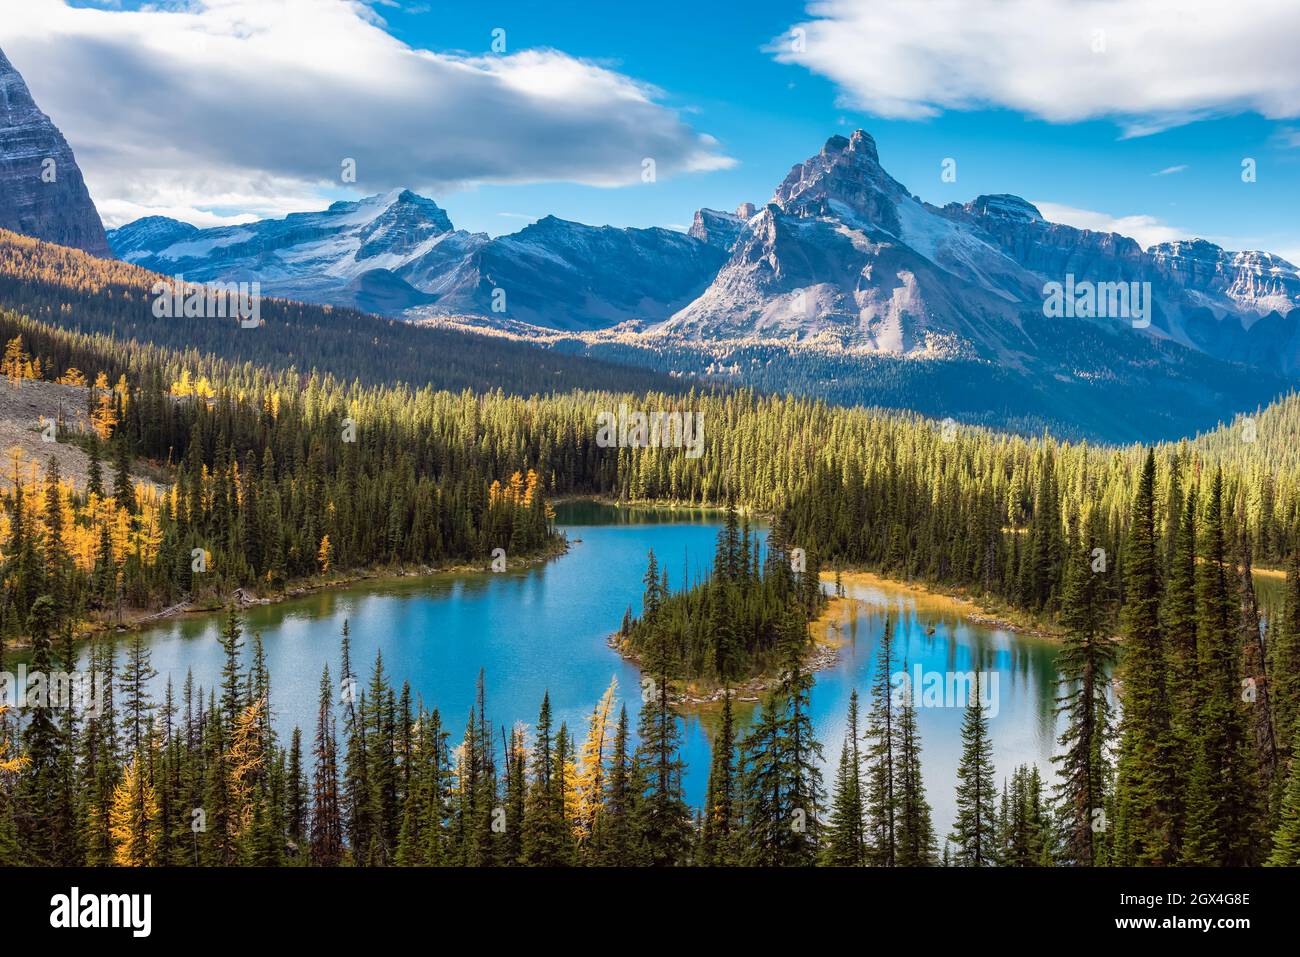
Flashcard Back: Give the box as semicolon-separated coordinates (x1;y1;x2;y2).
108;188;460;302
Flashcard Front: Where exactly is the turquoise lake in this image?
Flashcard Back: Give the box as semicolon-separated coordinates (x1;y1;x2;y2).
90;500;1063;839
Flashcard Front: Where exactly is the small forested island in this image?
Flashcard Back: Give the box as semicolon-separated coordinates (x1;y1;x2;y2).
614;505;829;698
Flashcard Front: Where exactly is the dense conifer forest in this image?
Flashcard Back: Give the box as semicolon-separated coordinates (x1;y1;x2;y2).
3;261;1300;866
0;309;557;642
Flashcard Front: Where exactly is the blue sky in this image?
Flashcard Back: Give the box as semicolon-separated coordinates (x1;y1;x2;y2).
370;0;1300;257
13;0;1300;259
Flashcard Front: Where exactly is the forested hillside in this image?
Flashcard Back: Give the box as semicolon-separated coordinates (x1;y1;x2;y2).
6;285;1300;641
560;320;1293;443
1195;390;1300;474
0;308;556;643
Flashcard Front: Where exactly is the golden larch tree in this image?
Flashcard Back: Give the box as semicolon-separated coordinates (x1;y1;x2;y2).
569;677;618;843
109;757;160;866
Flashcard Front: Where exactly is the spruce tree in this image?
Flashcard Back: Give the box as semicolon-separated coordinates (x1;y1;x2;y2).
821;690;867;866
894;673;936;866
1053;510;1116;865
112;436;137;516
949;670;996;866
16;597;61;864
698;691;739;865
737;614;824;866
631;667;692;865
1182;472;1265;865
1267;724;1300;866
522;693;571;865
864;619;897;865
594;706;634;866
1113;450;1178;865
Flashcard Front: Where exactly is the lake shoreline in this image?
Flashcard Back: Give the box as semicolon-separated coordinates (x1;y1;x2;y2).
8;536;572;652
605;564;1069;711
828;569;1063;641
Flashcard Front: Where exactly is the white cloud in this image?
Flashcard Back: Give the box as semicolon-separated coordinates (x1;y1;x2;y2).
1032;201;1189;250
773;0;1300;135
1153;165;1188;176
3;0;733;226
1272;127;1300;149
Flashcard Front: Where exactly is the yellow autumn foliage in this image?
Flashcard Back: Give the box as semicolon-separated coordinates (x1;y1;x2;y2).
228;699;268;836
109;757;160;866
569;677;618;843
0;706;28;775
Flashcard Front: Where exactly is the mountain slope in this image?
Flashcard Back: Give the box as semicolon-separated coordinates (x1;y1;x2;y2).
0;45;109;257
420;216;728;331
0;229;685;398
108;189;464;310
664;130;1300;369
108;128;1300;366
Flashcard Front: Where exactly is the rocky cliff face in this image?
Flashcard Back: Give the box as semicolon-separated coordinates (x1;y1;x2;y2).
944;195;1148;284
687;207;746;252
949;195;1300;362
0;46;109;257
1147;241;1300;318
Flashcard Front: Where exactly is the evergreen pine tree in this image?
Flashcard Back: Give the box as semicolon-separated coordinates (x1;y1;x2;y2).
949;670;996;866
698;691;739;865
821;690;866;866
1113;450;1179;866
1053;510;1116;865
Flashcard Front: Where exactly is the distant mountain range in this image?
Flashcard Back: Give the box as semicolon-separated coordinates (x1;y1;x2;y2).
108;190;731;331
109;129;1300;369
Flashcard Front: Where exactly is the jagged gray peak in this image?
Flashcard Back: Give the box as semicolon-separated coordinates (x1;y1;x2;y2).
770;129;910;232
688;208;744;251
0;45;109;256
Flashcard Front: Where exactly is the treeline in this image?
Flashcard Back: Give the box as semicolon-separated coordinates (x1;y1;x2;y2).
0;603;941;867
0;608;820;866
618;506;826;683
1045;452;1300;866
